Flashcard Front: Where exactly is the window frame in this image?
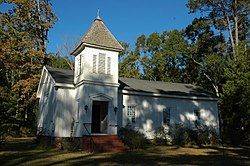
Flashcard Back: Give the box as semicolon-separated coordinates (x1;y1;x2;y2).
127;105;136;124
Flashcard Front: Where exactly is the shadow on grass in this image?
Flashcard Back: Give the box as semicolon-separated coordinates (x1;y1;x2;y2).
0;137;37;151
0;138;249;166
0;138;69;166
35;149;249;166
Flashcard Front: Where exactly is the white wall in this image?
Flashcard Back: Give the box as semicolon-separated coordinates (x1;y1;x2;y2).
53;88;75;137
37;69;76;138
72;46;120;137
38;68;218;139
74;47;119;85
37;69;56;136
74;83;119;137
119;93;219;139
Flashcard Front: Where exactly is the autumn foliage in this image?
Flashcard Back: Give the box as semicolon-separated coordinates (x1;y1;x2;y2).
0;0;56;137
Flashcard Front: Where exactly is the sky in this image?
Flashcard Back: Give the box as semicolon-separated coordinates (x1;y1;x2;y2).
1;0;201;53
47;0;202;53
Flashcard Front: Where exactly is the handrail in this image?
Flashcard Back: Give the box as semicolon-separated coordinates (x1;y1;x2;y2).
109;124;121;130
83;122;92;135
83;123;95;152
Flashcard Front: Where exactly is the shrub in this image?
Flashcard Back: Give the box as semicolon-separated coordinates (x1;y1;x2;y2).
170;123;189;145
118;126;148;150
170;122;220;146
154;126;170;145
209;127;220;145
20;126;34;137
0;123;20;143
59;137;81;151
37;137;81;151
193;122;220;146
0;124;8;145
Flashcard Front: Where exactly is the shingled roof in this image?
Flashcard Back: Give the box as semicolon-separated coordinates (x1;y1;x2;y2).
46;66;74;84
119;77;217;98
45;66;217;99
71;17;124;55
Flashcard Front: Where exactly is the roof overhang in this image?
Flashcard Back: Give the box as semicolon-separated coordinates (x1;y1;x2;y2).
54;82;75;88
36;66;56;98
120;89;219;101
71;42;124;56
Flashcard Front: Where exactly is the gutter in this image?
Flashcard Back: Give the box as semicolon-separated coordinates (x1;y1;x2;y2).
121;90;218;101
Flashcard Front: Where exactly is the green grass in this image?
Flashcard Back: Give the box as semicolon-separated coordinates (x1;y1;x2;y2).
0;137;249;166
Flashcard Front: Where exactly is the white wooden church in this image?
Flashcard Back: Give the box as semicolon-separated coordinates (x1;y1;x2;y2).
37;16;220;140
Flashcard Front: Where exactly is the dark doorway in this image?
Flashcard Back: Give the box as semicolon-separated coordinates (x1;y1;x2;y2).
91;101;109;133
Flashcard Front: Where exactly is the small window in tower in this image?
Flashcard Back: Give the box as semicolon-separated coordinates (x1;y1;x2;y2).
107;57;111;74
93;55;97;73
98;53;106;74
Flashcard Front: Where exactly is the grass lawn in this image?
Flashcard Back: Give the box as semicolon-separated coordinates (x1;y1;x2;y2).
0;137;249;166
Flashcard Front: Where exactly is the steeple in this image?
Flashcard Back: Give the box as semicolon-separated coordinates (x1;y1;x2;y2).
71;14;124;55
96;9;102;21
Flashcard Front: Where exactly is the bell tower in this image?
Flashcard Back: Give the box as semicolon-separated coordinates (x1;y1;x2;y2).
71;16;124;86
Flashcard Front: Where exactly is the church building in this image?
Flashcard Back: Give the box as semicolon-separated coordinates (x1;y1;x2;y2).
37;16;219;142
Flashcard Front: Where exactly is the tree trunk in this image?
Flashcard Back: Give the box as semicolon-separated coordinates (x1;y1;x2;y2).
233;0;239;58
220;2;236;61
225;15;236;60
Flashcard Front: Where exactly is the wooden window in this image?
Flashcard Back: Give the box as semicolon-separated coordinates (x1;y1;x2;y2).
98;53;106;74
163;108;170;126
107;57;111;74
127;106;136;124
93;55;97;73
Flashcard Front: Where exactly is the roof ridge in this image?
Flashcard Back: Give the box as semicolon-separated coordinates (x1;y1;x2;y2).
119;77;196;86
45;65;73;73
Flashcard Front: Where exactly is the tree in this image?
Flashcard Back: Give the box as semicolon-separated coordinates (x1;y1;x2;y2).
187;0;250;144
47;53;72;69
184;17;227;96
135;30;188;82
0;0;56;137
56;35;79;70
187;0;249;60
118;42;140;78
221;46;250;144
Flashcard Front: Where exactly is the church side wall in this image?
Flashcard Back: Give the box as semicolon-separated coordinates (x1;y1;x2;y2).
53;88;75;137
37;70;56;136
119;93;219;139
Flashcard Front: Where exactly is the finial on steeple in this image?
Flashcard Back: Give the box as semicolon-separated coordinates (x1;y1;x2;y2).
96;9;101;20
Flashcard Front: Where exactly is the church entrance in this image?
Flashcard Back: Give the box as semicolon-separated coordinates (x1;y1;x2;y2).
91;101;109;134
